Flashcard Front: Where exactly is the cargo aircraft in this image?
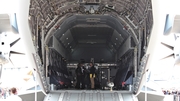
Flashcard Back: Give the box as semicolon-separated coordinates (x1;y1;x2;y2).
0;0;180;101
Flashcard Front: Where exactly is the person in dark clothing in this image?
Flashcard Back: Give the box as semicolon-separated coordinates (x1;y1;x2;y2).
83;64;91;89
75;63;85;89
89;62;96;89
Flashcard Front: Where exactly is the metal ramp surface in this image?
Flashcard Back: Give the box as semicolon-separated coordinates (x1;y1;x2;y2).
44;90;138;101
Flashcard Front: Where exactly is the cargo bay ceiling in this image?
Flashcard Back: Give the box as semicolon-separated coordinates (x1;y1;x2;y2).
29;0;153;63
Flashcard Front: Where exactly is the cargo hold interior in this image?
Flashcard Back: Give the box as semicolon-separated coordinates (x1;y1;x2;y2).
47;15;136;90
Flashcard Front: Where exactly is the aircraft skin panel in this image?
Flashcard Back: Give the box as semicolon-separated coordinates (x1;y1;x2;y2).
15;0;48;94
145;0;167;71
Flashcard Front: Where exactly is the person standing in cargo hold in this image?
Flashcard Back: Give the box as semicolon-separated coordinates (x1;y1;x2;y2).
89;62;96;89
75;63;85;89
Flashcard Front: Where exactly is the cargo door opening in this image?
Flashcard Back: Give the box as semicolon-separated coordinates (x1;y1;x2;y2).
46;15;136;91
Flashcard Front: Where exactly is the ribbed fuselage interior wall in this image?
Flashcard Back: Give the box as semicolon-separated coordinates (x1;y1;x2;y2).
114;50;134;88
48;48;70;85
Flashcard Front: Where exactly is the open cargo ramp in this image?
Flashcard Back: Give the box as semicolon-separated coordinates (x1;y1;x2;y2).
44;90;138;101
